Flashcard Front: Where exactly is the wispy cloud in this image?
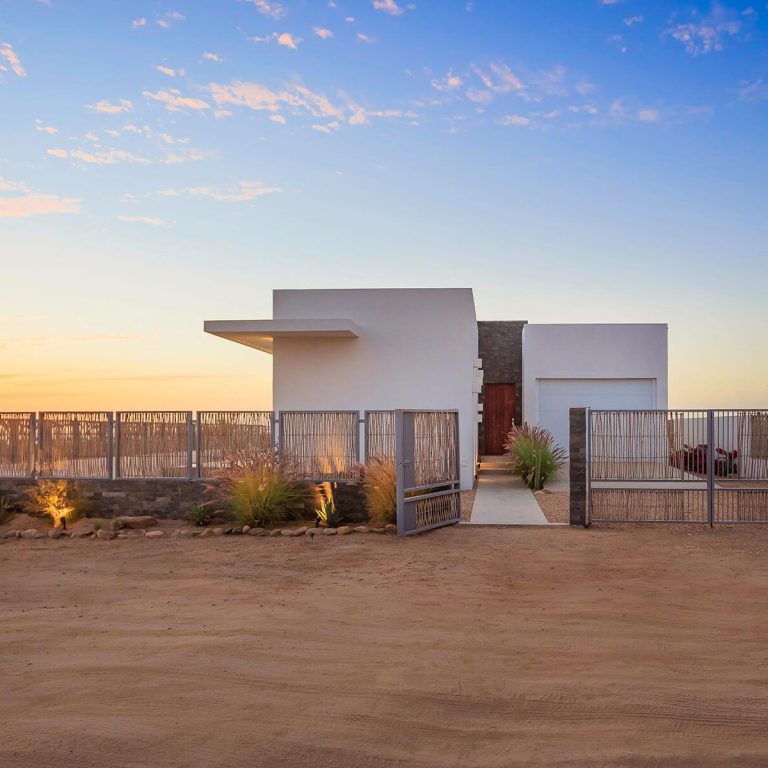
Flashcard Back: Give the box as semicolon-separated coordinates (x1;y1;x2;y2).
156;180;282;202
86;98;133;115
244;0;286;19
500;114;531;127
314;27;333;39
131;17;146;29
373;0;404;15
663;4;743;55
0;175;79;218
156;10;185;29
203;51;223;62
624;15;643;26
431;71;463;92
142;89;210;112
48;147;152;165
737;78;768;102
35;119;58;134
250;32;301;49
156;65;182;78
0;42;26;77
117;215;166;226
357;33;375;43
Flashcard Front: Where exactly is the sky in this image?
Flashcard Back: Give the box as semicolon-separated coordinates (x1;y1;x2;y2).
1;0;767;411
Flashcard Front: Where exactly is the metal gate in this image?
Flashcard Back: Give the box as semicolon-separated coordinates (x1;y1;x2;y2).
395;409;461;536
587;409;768;525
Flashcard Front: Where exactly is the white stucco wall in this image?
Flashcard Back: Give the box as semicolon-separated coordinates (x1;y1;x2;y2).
522;324;669;437
272;288;479;489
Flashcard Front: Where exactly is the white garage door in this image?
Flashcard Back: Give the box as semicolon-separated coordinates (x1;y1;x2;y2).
537;379;656;454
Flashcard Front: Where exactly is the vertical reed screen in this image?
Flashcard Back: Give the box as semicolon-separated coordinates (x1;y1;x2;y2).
412;411;458;486
38;412;111;478
117;412;190;478
0;412;34;478
413;491;461;528
279;411;359;481
365;411;395;464
198;411;273;477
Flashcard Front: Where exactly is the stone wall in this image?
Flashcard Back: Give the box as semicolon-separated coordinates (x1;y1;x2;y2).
0;477;370;523
477;320;527;449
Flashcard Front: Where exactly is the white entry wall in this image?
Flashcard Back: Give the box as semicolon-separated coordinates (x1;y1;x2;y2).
522;324;668;454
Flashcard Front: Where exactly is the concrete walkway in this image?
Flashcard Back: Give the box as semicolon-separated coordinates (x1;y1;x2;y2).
468;473;550;525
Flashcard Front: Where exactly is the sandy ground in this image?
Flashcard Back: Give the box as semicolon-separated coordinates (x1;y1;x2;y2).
4;526;768;768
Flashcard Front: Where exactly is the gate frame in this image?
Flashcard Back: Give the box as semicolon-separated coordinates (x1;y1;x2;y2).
395;409;461;537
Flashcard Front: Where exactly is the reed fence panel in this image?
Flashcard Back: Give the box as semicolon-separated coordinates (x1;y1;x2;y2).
365;410;395;464
279;411;359;481
38;412;112;478
0;412;35;478
117;411;192;478
412;410;459;486
198;411;273;477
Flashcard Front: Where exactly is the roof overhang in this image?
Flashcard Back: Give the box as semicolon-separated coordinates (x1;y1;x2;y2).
203;318;361;354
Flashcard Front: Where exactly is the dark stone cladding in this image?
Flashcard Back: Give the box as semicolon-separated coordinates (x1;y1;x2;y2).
569;407;588;527
477;321;527;449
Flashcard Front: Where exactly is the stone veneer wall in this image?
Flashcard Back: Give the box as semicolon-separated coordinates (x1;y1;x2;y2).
0;477;369;522
477;320;527;450
569;407;588;527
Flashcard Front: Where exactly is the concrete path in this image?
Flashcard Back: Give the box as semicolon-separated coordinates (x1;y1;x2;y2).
469;473;549;525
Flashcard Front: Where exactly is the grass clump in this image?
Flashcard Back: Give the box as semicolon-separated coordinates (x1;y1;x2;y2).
504;422;566;491
206;450;307;528
363;459;397;527
0;495;13;525
185;503;215;527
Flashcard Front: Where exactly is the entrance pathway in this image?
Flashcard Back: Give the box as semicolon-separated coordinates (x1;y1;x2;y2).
468;460;550;526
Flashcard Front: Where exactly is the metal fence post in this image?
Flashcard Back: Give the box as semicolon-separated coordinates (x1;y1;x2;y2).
114;413;121;479
107;412;114;479
395;410;405;537
707;409;715;526
186;411;194;480
29;412;37;477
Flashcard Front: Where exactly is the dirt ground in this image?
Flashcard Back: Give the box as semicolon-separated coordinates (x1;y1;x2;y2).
4;526;768;768
535;489;570;523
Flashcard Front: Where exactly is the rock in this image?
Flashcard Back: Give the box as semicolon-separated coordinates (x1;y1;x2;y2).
353;526;370;534
48;528;65;539
337;526;352;536
72;530;93;539
212;527;224;536
280;529;295;537
21;529;41;539
294;526;309;537
145;530;164;539
385;524;397;534
305;527;321;537
269;529;283;538
115;515;158;530
96;529;116;540
179;528;196;537
2;530;20;539
242;525;251;534
371;527;386;534
222;527;234;535
247;527;266;536
199;528;214;538
229;527;242;535
322;527;337;536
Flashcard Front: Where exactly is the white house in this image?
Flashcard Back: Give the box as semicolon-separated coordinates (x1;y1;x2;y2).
205;288;668;489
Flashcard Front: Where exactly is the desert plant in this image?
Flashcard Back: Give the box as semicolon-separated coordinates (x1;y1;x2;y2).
185;503;215;527
0;495;13;525
315;483;343;527
205;449;308;528
24;480;82;527
363;459;397;526
504;422;566;491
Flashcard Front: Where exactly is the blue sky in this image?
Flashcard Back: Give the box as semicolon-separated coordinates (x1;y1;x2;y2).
1;0;767;409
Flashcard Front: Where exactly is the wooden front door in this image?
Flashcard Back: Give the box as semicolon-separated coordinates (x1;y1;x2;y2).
483;383;515;455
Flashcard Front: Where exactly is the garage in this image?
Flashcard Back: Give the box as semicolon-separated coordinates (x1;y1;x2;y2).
537;378;657;453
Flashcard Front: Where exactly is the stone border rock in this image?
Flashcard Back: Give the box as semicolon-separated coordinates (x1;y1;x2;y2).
1;522;398;541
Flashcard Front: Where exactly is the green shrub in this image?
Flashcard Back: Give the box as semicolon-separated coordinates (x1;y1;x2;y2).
24;480;82;527
315;483;343;527
363;459;397;526
504;423;566;491
206;450;307;528
185;503;214;527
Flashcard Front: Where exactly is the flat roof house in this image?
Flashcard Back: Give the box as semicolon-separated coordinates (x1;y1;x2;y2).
205;288;668;490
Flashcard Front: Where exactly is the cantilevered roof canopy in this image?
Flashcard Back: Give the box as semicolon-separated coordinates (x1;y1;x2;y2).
203;318;361;354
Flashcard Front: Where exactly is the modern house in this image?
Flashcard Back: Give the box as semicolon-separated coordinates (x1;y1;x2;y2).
205;288;668;490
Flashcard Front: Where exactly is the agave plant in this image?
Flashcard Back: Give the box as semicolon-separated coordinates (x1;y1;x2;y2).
315;483;344;528
504;422;566;491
